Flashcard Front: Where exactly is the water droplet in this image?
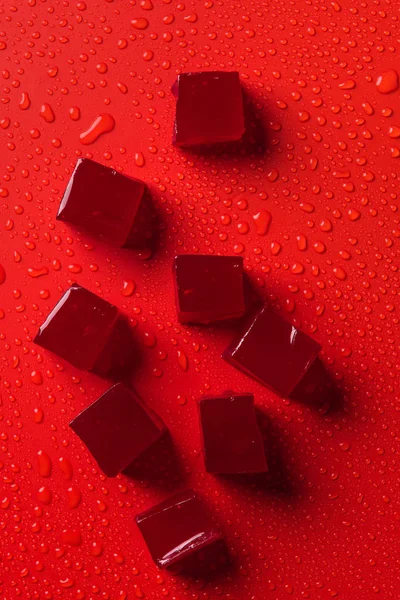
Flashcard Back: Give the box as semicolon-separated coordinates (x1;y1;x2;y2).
177;349;188;371
80;114;115;145
121;280;136;296
67;487;82;509
37;451;52;478
40;103;55;123
131;18;149;29
19;92;31;110
57;458;73;482
61;529;82;546
69;106;81;121
376;69;399;94
37;486;52;505
134;152;145;167
253;210;272;235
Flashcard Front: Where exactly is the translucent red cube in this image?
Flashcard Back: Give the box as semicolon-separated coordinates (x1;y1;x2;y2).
70;383;166;477
173;255;245;324
34;284;134;377
198;393;267;474
57;158;151;247
136;490;224;569
172;71;245;147
223;306;321;398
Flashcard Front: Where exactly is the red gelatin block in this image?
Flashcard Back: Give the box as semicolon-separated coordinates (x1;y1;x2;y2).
57;158;151;247
198;393;267;474
70;383;165;477
172;72;245;147
136;490;224;568
34;284;133;377
173;255;245;324
223;306;321;398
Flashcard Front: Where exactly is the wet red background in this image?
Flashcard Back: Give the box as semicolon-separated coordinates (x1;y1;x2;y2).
0;0;399;598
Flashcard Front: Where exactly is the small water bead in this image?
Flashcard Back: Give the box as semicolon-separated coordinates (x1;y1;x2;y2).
28;267;49;278
296;235;307;251
59;457;73;480
80;114;115;145
69;106;81;121
237;222;249;234
67;487;82;509
39;104;55;123
313;241;326;254
131;18;149;29
270;242;281;255
33;408;44;423
388;126;400;138
134;152;145;167
61;529;82;546
91;541;103;556
376;69;399;94
19;92;31;110
37;486;52;505
267;168;279;182
339;79;356;90
382;107;393;117
333;267;347;280
292;263;304;274
320;219;333;232
121;280;136;296
37;451;52;478
177;349;188;371
252;210;271;235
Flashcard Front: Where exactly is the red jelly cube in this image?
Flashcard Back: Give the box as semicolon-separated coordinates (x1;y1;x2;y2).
172;72;245;147
70;383;165;477
136;490;224;568
173;255;245;324
57;158;151;247
34;284;133;377
223;306;321;398
198;393;267;474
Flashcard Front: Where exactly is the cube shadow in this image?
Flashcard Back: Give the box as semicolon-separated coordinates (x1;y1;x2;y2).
289;358;345;414
123;432;186;492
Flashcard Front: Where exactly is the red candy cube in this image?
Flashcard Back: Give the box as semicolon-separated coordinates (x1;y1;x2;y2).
172;72;245;147
223;306;321;398
136;490;224;569
70;383;166;477
57;158;151;247
198;393;267;474
34;284;134;377
173;255;245;324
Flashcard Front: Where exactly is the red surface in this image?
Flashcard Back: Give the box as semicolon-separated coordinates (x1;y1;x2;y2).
0;1;399;599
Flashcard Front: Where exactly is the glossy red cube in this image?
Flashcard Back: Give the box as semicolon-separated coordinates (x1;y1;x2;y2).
199;393;267;474
57;158;151;247
173;255;245;324
34;284;133;377
70;383;166;477
223;306;321;398
172;72;245;147
136;490;224;568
